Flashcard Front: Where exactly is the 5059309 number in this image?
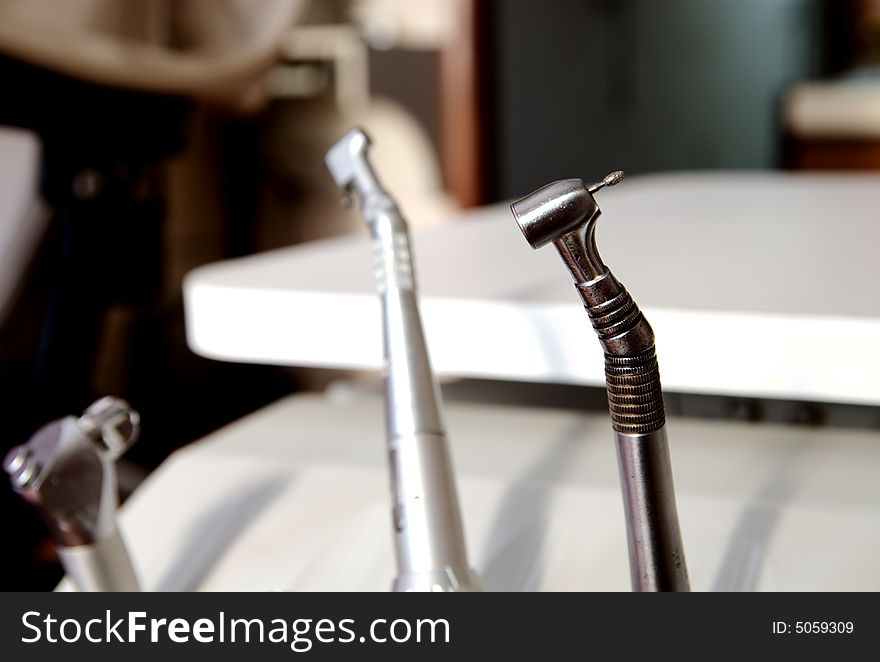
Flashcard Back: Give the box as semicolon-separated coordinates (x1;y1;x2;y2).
772;621;854;635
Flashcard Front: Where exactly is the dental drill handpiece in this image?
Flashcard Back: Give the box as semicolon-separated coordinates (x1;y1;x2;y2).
4;397;140;591
510;175;689;591
326;128;480;592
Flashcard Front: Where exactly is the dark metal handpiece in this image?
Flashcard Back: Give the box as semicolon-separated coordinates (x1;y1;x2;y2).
511;174;690;592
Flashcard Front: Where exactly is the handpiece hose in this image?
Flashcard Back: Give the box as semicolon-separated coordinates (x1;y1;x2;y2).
326;127;479;592
511;174;689;591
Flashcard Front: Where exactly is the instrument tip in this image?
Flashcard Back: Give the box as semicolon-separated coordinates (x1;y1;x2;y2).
604;170;625;187
588;170;625;193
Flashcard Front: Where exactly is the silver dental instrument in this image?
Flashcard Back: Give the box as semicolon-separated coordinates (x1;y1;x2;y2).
510;174;690;591
326;127;480;592
5;397;140;591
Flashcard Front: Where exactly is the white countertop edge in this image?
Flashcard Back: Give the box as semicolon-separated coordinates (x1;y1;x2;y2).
184;277;880;407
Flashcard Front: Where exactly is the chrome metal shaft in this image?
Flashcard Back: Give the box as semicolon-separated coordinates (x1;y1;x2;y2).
57;529;139;592
616;428;688;591
326;127;479;592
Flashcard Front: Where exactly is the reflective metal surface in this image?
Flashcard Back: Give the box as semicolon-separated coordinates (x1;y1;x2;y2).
57;530;139;593
510;174;690;591
326;127;480;592
4;397;140;591
616;428;689;591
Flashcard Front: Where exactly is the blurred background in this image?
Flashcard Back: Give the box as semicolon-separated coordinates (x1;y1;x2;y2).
2;0;880;589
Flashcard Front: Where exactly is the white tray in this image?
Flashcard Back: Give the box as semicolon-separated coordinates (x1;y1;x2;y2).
184;172;880;405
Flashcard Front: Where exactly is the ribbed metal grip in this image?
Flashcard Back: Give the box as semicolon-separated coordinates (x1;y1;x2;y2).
371;230;414;293
580;283;666;434
585;288;641;341
605;350;665;434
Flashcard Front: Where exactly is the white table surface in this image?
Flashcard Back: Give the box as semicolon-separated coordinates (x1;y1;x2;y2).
72;389;880;592
184;172;880;405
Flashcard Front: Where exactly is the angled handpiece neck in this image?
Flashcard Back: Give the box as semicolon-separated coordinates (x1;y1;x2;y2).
554;207;608;285
347;166;402;231
325;126;403;231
